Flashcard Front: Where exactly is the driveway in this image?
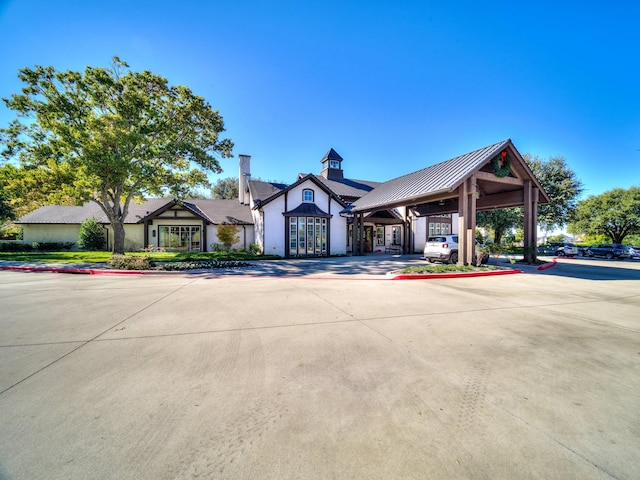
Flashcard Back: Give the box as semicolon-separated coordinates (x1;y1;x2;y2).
0;258;639;479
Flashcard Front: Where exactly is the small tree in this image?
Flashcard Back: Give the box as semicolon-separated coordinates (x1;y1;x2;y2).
216;223;240;251
78;217;106;250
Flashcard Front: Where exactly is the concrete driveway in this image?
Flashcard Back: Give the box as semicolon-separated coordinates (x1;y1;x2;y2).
0;257;639;479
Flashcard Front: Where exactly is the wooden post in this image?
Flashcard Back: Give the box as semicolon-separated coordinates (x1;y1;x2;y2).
358;213;364;256
467;176;477;265
457;180;468;265
523;180;533;263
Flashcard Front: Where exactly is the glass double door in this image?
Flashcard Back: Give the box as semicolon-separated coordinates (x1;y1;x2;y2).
289;217;327;256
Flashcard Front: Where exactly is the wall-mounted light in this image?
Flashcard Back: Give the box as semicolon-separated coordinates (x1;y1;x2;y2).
152;230;156;237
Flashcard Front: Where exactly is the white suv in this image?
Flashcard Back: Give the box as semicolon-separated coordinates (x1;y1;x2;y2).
424;235;459;264
423;235;489;265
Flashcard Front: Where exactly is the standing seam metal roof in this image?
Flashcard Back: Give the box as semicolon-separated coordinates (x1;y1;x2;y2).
352;139;510;212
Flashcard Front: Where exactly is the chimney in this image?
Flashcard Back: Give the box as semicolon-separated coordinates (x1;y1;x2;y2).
238;154;251;204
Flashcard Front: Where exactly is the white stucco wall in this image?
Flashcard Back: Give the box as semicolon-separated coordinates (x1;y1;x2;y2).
412;216;427;253
22;224;82;248
207;224;255;251
261;196;286;256
104;225;145;251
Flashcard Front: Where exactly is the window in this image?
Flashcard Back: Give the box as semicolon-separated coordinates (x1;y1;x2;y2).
376;226;385;245
289;216;327;256
302;189;314;202
159;226;201;251
392;226;401;245
329;160;340;169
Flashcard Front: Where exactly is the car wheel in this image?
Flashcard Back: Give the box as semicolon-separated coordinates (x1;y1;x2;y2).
449;251;458;264
426;257;434;263
557;251;565;256
605;252;614;259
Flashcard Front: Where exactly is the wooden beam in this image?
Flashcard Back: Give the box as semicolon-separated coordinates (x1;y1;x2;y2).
476;190;524;210
475;170;524;186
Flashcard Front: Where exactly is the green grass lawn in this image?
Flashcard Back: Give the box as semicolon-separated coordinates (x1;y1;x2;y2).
400;264;498;274
0;250;280;263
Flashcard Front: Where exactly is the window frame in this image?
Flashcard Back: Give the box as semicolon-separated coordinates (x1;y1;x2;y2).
302;188;314;202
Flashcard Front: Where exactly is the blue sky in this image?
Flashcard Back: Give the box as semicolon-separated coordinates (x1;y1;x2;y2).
1;0;638;198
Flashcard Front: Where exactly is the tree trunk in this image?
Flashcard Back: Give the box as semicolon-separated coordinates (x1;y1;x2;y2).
111;220;126;254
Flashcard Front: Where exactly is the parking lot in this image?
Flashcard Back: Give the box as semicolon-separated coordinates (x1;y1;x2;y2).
1;256;639;479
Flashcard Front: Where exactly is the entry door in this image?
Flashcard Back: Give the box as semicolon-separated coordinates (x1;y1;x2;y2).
363;226;374;253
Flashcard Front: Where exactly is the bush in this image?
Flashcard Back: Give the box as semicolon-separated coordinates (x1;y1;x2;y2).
108;254;155;270
32;242;74;251
249;243;262;255
216;224;240;251
0;241;33;252
78;217;106;250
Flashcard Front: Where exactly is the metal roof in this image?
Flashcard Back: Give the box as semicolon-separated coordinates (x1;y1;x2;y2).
352;139;513;212
283;203;330;217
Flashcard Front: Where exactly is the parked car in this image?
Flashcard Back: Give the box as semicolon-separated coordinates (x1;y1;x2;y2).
584;243;628;259
537;242;579;257
423;235;489;264
626;246;640;259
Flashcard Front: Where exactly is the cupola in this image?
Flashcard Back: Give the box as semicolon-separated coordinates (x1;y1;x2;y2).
320;148;344;180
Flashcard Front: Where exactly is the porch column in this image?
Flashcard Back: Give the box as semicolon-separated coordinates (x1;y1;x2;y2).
358;212;365;256
202;221;207;252
351;218;357;256
523;181;539;263
457;177;476;265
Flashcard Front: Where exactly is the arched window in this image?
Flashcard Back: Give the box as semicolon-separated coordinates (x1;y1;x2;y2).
302;189;314;202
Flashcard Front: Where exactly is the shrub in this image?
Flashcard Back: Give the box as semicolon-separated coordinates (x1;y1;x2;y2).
78;217;106;250
0;241;33;252
216;224;240;251
249;243;262;255
32;241;74;251
108;254;155;270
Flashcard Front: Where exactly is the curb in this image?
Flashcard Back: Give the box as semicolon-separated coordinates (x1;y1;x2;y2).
536;258;558;271
391;269;522;280
0;265;154;275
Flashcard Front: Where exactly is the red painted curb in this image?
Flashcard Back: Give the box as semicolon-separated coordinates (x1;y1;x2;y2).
391;269;522;280
0;265;150;275
537;258;557;271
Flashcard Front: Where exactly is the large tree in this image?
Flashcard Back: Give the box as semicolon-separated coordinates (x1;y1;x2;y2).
476;207;522;244
0;57;233;253
524;154;583;232
476;154;582;243
569;187;640;244
212;177;239;199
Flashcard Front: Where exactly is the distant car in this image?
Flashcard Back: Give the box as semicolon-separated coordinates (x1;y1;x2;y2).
626;246;640;259
423;235;489;264
584;243;628;259
537;242;578;257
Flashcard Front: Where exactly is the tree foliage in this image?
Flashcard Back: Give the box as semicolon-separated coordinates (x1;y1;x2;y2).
476;208;522;244
476;154;582;242
0;57;233;253
524;154;583;231
212;177;239;199
569;186;640;244
78;217;106;250
216;223;240;251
